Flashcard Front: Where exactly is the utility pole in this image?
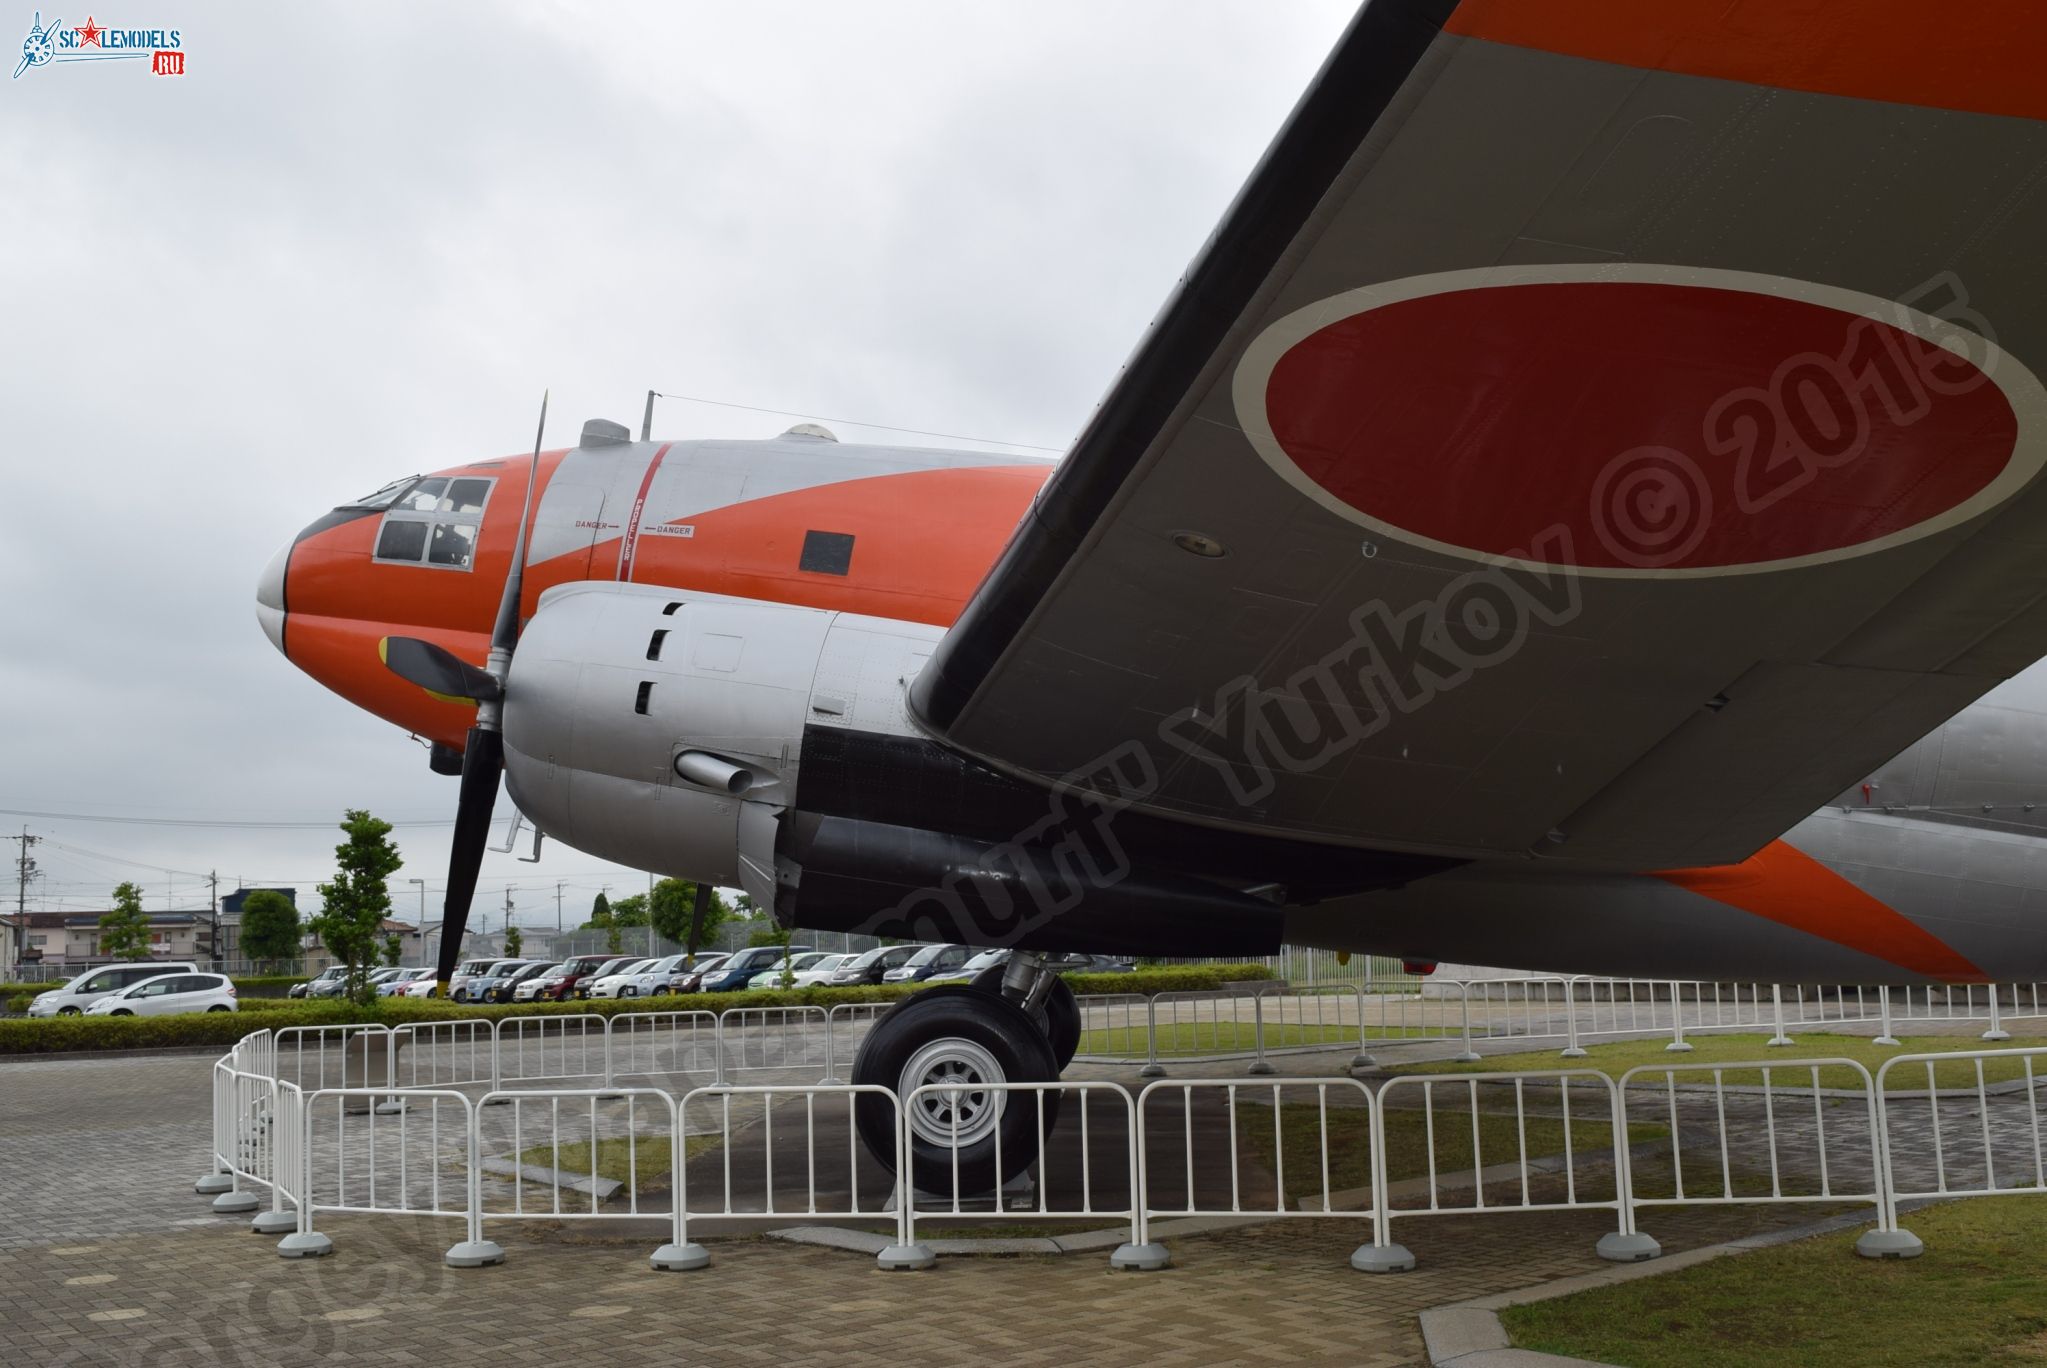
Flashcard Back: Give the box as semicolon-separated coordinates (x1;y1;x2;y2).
554;882;563;933
208;870;220;972
503;886;513;951
648;870;656;956
9;828;40;976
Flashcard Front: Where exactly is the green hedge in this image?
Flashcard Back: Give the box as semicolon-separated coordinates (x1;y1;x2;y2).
0;963;1276;1054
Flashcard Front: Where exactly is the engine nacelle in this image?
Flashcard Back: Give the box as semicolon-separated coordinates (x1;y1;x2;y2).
501;582;942;902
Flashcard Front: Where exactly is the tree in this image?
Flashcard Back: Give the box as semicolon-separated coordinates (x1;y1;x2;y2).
609;893;649;928
651;879;726;947
310;810;403;1006
381;934;402;968
502;924;522;958
583;892;611;929
239;889;301;968
99;882;153;960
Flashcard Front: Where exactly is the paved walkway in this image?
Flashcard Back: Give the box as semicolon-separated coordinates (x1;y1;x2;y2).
5;1045;1852;1367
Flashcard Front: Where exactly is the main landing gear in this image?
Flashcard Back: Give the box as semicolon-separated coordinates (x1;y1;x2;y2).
850;951;1080;1193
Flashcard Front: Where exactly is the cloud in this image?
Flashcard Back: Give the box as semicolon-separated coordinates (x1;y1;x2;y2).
0;0;1352;923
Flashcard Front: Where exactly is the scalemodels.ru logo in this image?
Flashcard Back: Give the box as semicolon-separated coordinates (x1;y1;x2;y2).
14;12;184;79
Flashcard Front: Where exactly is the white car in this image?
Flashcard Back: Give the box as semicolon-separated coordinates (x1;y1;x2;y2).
380;967;436;997
399;973;443;998
27;961;201;1016
84;971;237;1016
746;951;843;990
585;958;660;999
600;953;690;999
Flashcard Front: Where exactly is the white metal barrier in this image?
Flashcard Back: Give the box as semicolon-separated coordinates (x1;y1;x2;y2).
903;1080;1152;1268
715;1005;833;1083
1615;1057;1883;1259
1368;1069;1639;1268
204;1015;2047;1272
1134;1077;1386;1268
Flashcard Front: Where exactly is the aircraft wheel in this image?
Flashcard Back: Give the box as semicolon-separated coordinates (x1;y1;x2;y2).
969;964;1080;1071
851;986;1059;1194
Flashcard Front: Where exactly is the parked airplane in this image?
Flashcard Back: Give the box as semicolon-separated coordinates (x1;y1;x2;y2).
259;0;2047;1185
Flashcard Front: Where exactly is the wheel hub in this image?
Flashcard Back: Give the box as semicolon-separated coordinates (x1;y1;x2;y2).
900;1036;1006;1149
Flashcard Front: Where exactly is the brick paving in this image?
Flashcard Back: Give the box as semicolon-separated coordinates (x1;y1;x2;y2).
2;1044;1861;1368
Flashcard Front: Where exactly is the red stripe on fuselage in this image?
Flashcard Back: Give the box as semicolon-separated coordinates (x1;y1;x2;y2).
615;442;673;583
1657;841;1984;981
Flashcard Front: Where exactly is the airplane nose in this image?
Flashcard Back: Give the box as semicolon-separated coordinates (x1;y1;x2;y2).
256;540;290;654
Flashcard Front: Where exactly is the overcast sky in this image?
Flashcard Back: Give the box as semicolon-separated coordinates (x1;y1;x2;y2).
0;1;1354;930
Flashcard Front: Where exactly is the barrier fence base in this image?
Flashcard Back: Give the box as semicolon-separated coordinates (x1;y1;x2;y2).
211;1190;261;1215
1767;1036;1795;1048
1137;1063;1167;1079
194;1172;234;1196
276;1231;333;1260
1451;1051;1482;1064
1109;1241;1170;1271
1663;1041;1695;1054
374;1099;408;1115
1245;1060;1277;1076
1596;1230;1661;1262
1349;1053;1377;1070
1352;1242;1415;1273
445;1239;506;1268
1559;1047;1588;1059
650;1241;710;1271
250;1209;298;1235
1855;1228;1925;1261
876;1243;935;1271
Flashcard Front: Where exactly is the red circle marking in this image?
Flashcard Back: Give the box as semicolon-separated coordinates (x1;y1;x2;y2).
1263;281;2018;570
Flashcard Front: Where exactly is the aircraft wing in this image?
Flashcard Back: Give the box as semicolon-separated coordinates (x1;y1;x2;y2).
909;0;2047;871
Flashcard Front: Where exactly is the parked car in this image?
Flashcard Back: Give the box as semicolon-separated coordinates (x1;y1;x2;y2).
451;958;527;1003
379;967;436;997
745;952;844;990
826;944;926;986
465;960;544;1004
516;954;618;1002
883;943;973;983
287;966;345;1000
512;963;571;1002
586;957;660;999
84;971;237;1016
400;971;444;998
574;957;642;999
597;954;691;998
927;948;1006;984
27;961;202;1016
696;944;814;991
665;954;729;994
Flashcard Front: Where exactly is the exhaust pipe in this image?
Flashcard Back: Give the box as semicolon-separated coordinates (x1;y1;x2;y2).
673;750;756;795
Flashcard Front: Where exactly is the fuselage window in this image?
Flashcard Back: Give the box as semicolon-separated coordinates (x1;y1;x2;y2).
374;477;495;571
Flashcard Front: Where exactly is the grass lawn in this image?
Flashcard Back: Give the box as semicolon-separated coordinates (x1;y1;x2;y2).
1079;1021;1436;1056
1503;1196;2047;1367
1235;1100;1666;1193
1395;1033;2047;1092
514;1133;721;1194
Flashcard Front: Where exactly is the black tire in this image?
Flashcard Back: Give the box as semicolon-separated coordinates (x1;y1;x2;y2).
111;1009;133;1016
59;1006;81;1016
622;986;637;998
207;1005;231;1013
969;964;1080;1071
851;985;1060;1194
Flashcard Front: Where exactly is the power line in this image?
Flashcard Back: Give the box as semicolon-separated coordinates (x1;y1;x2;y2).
650;390;1065;454
0;806;456;830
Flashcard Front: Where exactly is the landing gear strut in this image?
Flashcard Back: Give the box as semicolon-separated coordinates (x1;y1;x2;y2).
851;951;1076;1192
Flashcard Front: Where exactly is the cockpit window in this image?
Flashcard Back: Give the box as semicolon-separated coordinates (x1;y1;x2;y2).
373;476;495;571
345;476;422;511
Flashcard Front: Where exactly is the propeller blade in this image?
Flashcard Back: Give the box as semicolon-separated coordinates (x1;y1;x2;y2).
434;725;504;985
490;390;548;658
684;881;712;966
380;637;501;703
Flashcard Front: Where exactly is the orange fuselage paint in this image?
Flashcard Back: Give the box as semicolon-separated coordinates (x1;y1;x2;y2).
1656;840;1985;981
276;444;1049;752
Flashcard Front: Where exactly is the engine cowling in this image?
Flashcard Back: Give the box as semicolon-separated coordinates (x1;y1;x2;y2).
503;582;908;897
